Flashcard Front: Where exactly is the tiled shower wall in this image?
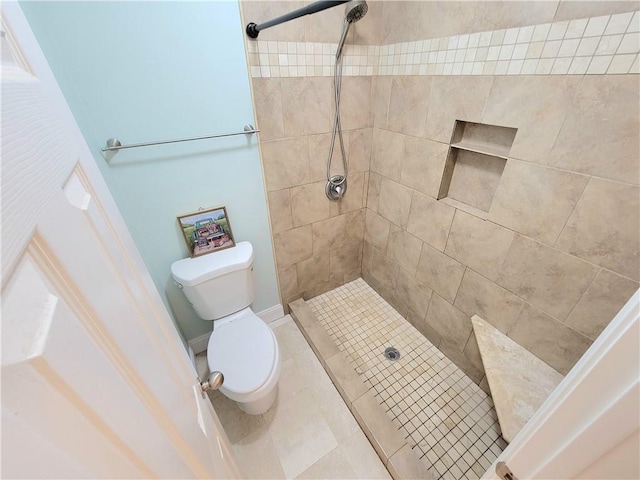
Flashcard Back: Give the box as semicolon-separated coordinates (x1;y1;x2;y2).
249;75;372;306
242;1;640;382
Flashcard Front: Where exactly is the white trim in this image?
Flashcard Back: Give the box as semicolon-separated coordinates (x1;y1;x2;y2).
483;289;640;479
188;331;212;356
187;304;284;354
269;314;292;330
257;304;285;324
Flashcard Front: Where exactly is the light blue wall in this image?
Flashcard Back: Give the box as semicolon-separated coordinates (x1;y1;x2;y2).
21;1;279;342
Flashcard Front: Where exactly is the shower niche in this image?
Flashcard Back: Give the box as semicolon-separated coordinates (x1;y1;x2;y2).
438;121;517;218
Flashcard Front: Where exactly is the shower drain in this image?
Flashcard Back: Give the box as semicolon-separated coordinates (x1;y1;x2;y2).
384;347;400;361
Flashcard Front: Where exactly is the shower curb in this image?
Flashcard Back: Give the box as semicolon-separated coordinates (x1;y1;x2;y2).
289;298;435;480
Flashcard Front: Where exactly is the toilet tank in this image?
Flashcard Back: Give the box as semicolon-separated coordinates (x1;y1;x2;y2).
171;241;255;320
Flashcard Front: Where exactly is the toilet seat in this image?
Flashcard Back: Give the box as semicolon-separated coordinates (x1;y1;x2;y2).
207;308;277;396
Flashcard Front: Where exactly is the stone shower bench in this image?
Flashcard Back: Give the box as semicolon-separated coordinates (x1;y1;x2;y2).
289;298;435;480
471;315;565;443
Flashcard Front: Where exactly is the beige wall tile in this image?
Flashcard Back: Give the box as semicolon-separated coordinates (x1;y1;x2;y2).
508;303;592;375
488;160;589;245
364;209;390;253
261;137;310;191
367;172;382;212
387;76;432;137
378;178;413;229
425;294;472;352
252;78;285;140
297;253;331;291
274;225;313;266
439;340;484;384
330;172;366;216
549;75;639;185
278;264;300;303
482;76;581;164
498;235;599;320
566;269;639;340
240;1;305;42
348;128;372;174
425;76;493;144
379;1;423;44
268;189;293;234
413;1;557;43
362;240;374;276
446;150;506;213
369;246;399;290
554;1;639;21
400;137;450;199
304;0;349;44
340;77;373;130
406;309;442;347
445;210;514;281
371;76;392;129
303;276;347;300
281;77;332;137
395;268;433;320
407;191;455;252
556;178;640;281
416;242;466;303
330;240;363;279
463;331;484;376
454;269;523;334
291;181;332;227
312;215;346;255
370;129;404;182
345;209;365;244
309;132;349;183
387;227;422;275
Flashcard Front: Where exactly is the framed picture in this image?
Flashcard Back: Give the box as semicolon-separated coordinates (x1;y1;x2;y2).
177;206;235;258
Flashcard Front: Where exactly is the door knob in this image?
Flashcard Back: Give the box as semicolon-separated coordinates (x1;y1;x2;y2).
199;371;224;396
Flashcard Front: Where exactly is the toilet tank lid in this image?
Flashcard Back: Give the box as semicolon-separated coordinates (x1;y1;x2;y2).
171;241;254;286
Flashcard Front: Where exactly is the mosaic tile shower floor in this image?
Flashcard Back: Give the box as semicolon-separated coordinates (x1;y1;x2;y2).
307;278;507;480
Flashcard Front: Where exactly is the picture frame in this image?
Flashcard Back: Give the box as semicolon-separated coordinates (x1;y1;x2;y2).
177;206;235;258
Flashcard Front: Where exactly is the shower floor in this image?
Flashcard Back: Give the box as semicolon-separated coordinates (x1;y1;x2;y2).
306;278;506;480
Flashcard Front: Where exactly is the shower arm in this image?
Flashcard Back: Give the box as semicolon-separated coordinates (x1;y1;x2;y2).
246;0;349;38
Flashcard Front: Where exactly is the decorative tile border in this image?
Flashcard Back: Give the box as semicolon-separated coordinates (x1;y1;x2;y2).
248;10;639;77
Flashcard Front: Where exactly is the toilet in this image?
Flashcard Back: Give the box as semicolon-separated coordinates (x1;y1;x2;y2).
171;241;281;415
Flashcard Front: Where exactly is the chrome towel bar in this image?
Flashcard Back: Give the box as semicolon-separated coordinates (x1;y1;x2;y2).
101;124;259;152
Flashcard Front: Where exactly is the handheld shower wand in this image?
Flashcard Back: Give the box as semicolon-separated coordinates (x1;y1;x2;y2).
325;0;368;200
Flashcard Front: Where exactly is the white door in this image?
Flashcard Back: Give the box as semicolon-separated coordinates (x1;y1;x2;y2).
1;3;241;478
483;290;640;480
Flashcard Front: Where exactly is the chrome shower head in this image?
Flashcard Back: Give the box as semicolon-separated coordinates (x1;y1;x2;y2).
345;0;368;23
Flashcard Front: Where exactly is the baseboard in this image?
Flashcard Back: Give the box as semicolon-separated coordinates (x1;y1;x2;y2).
188;331;212;355
257;304;285;324
187;304;284;354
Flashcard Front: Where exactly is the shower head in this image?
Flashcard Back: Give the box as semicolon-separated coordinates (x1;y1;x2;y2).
345;0;368;23
336;0;368;58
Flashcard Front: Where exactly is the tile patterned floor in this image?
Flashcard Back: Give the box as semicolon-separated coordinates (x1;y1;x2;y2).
201;316;391;480
307;278;507;480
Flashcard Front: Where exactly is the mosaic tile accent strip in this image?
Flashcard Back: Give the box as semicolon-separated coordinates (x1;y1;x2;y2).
307;278;506;480
248;10;640;77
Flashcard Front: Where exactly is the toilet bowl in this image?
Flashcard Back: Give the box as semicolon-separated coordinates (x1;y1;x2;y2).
207;307;281;414
171;241;280;414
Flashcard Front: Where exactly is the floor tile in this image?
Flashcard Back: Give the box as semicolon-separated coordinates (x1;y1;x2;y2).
307;279;505;479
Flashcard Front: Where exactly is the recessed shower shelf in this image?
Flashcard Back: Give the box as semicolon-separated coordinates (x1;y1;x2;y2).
438;120;517;217
450;141;510;159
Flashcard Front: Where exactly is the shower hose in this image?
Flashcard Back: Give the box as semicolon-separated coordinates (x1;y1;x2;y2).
326;19;351;199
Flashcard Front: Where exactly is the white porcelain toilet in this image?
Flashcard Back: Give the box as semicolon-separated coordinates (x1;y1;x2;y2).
171;241;281;415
